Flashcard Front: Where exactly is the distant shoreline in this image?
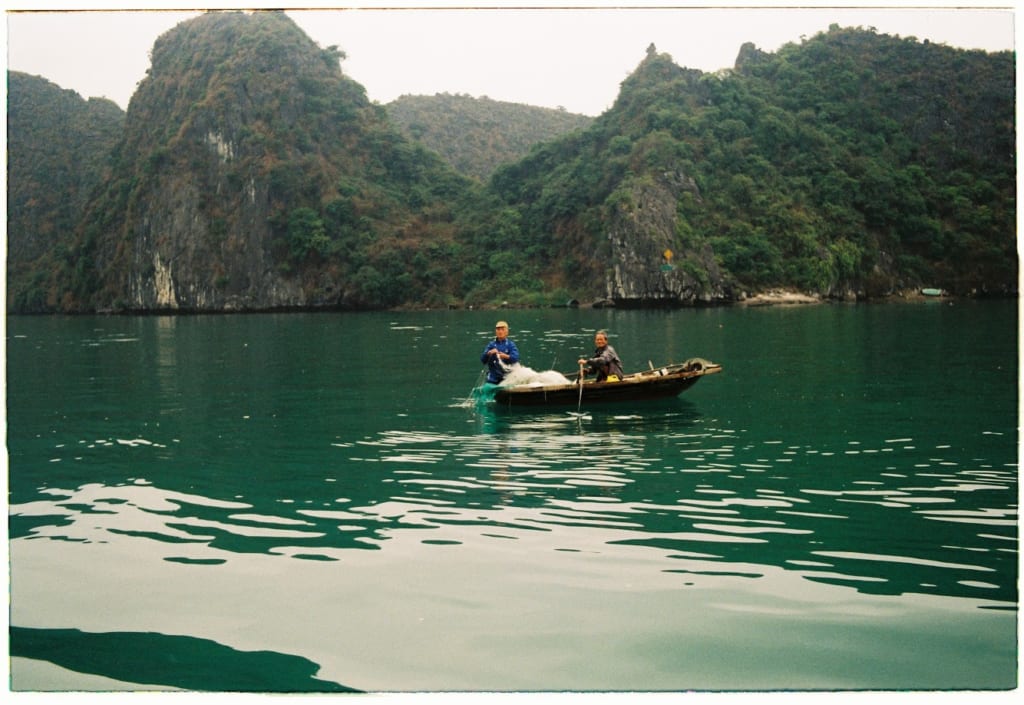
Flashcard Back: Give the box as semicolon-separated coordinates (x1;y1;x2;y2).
738;288;965;307
738;290;823;306
12;288;1007;316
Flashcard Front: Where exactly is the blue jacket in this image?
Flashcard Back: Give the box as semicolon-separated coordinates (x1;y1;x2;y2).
480;338;520;383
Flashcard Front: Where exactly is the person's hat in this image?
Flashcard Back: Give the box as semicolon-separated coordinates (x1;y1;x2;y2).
495;320;508;328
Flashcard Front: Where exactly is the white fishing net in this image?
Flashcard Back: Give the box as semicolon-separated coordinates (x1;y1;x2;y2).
498;364;573;388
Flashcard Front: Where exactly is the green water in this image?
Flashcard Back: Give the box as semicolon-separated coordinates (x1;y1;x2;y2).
5;302;1018;691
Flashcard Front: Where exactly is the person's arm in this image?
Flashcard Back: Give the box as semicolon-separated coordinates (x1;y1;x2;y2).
481;342;496;364
506;341;520;365
582;349;606;369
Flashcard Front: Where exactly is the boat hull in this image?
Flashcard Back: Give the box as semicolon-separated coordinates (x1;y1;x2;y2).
491;360;721;408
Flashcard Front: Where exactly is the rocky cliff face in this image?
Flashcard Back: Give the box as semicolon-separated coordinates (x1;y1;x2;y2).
70;10;465;312
122;171;300;311
12;19;1014;313
603;168;730;305
81;12;339;310
491;32;1015;305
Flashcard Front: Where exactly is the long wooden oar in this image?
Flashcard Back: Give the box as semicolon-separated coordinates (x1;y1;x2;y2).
577;361;585;412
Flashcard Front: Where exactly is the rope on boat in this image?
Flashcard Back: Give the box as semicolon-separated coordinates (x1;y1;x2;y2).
637;358;714;377
682;357;713;372
462;368;487;407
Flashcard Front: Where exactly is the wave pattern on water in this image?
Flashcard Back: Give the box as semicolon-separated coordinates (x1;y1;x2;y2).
349;410;1016;605
7;307;1019;691
12;404;1017;607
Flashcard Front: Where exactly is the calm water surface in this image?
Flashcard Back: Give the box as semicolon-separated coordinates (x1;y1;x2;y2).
6;302;1018;691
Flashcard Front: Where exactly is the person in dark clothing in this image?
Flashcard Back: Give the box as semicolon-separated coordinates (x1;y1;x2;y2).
578;330;624;382
480;320;520;384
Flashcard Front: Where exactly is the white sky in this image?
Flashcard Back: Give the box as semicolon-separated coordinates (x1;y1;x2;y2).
2;2;1018;116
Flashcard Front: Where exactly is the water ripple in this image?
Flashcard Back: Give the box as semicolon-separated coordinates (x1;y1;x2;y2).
10;407;1017;607
316;418;1017;604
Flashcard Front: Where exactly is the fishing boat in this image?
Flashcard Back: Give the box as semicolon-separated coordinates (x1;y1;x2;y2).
491;358;722;407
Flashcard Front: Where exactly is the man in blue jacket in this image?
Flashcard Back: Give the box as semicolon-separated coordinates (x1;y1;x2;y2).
480;320;520;384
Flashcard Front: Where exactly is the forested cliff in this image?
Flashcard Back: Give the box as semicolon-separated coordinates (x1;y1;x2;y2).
7;72;125;312
488;35;1015;304
50;11;471;312
5;12;1016;313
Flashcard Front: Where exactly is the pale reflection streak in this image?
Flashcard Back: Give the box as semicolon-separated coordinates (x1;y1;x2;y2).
11;482;323;545
15;420;1016;603
345;426;833;546
338;424;1018;595
813;550;997;574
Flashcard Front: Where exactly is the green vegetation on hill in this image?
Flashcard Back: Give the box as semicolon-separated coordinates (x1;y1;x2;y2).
6;72;125;312
387;93;593;181
484;29;1016;301
57;11;479;311
5;17;1016;313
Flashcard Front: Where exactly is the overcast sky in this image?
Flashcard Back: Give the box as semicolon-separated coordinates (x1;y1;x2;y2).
3;2;1017;117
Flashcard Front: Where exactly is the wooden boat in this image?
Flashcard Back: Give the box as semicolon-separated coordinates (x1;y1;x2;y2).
492;358;722;407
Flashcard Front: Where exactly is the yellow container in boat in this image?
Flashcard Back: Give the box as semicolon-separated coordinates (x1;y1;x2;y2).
606;375;620;382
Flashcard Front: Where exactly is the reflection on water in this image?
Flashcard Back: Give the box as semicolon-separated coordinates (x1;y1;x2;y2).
7;307;1018;691
13;397;1016;606
10;626;357;692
